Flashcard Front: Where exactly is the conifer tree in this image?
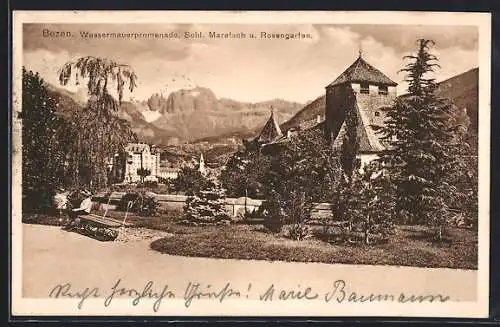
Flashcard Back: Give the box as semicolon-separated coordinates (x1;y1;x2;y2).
378;39;458;238
182;177;230;226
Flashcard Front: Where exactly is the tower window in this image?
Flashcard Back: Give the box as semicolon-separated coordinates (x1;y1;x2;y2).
378;85;388;95
360;83;370;94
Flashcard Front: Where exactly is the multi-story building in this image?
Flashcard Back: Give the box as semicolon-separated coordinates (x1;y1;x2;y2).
109;142;161;183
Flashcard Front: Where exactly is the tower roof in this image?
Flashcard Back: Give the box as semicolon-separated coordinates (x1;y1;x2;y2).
327;56;398;88
256;109;283;144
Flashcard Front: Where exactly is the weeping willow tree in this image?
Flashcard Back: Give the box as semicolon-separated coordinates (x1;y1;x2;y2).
59;56;138;190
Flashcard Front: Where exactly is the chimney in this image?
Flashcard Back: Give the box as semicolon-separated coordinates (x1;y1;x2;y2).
287;130;292;138
316;115;321;123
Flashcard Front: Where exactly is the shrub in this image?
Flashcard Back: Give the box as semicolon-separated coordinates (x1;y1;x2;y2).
261;191;284;233
284;223;312;241
262;190;313;235
173;166;211;195
118;191;161;217
238;207;263;222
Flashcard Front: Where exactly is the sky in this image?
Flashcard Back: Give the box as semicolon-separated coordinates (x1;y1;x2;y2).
23;23;478;104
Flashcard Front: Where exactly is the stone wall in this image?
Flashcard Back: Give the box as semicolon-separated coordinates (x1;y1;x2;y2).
93;192;333;220
352;83;396;128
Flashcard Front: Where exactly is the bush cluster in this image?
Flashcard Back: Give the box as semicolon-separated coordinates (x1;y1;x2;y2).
118;191;161;217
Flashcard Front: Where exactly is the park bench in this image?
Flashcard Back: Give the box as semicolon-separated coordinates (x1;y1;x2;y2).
68;213;134;242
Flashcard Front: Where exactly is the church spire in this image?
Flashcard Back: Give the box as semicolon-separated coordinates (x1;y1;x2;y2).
358;40;363;58
198;153;206;175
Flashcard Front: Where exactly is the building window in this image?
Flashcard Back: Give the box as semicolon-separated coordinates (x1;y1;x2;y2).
374;111;380;117
360;83;370;94
378;85;388;95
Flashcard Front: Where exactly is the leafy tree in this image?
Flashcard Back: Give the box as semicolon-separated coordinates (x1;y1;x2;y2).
378;40;459;239
20;68;67;212
262;128;344;235
220;150;270;198
173;166;211;195
59;56;138;190
137;167;151;183
442;108;478;228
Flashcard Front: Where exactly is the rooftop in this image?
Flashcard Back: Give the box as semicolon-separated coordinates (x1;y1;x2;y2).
126;142;157;154
332;103;386;153
327;55;398;88
256;109;283;144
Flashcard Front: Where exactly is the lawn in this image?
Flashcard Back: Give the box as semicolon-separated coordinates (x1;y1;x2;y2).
149;223;477;270
22;210;478;270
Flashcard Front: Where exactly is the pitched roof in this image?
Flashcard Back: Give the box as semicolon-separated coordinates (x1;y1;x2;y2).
256;110;283;144
327;56;398;87
332;103;386;153
263;120;325;149
126;143;150;153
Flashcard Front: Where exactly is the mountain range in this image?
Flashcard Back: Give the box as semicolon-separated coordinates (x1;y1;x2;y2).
46;83;303;145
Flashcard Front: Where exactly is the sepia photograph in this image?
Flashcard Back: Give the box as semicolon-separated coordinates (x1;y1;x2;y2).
11;11;491;317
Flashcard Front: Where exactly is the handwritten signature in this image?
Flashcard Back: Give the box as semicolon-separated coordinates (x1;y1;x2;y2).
49;279;450;312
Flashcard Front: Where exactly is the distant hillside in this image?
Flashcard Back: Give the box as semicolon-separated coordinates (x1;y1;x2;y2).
435;68;478;132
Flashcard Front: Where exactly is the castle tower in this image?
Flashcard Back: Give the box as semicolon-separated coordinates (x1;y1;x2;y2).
324;53;398;162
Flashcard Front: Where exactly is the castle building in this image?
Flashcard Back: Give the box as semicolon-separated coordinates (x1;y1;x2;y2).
325;53;398;167
246;51;397;170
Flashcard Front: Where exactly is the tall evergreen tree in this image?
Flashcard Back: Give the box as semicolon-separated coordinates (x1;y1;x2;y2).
339;86;360;183
378;39;458;234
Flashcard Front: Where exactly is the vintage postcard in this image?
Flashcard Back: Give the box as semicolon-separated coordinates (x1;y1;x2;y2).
11;11;491;317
